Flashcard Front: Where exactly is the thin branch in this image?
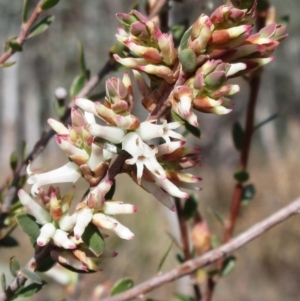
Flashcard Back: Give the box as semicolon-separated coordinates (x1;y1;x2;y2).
99;197;300;301
0;0;44;65
0;244;55;301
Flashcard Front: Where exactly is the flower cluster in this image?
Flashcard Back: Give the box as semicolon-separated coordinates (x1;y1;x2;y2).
17;2;286;273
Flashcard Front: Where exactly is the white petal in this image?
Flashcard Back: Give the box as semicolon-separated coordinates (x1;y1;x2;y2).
37;223;56;246
52;229;76;249
73;207;93;240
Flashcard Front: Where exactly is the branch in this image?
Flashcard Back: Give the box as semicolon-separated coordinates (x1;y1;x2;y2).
0;0;44;65
99;197;300;301
0;244;55;301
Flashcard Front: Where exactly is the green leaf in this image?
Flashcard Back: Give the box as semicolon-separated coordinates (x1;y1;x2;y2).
221;256;236;277
41;0;61;10
110;278;134;296
0;61;16;68
10;257;20;277
171;110;201;138
208;208;224;226
69;74;85;99
28;15;55;39
179;26;192;51
78;41;88;79
17;281;46;297
88;91;106;101
22;0;29;23
232;122;244;151
241;184;256;206
0;236;18;247
210;235;221;249
256;0;270;12
174;292;194;301
183;195;198;220
10;151;18;172
81;223;105;256
157;241;173;271
54;99;66;118
16;213;40;246
170;24;187;46
254;112;279;131
36;256;56;272
179;49;197;73
8;40;22;52
176;252;185;263
21;268;42;284
1;273;6;292
234;170;249;183
105;180;116;200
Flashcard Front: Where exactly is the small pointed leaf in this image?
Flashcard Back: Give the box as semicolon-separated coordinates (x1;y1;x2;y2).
17;281;46;297
69;74;85;99
21;268;42;284
210;235;221;248
221;256;236;277
179;49;197;73
1;273;6;292
174;292;194;301
81;223;105;256
157;241;173;271
183;195;198;220
110;278;134;296
254;112;279;131
41;0;60;10
27;15;55;39
8;40;22;52
176;252;185;263
232;122;244;151
9;257;20;277
179;26;192;51
0;61;16;68
10;151;18;172
78;41;88;78
234;170;249;182
241;184;256;206
16;213;40;246
22;0;29;22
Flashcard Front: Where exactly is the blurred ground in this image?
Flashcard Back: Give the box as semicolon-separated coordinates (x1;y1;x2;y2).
1;0;300;300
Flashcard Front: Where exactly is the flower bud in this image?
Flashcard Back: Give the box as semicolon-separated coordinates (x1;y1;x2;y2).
103;202;137;215
73;207;93;240
52;229;76;249
37;223;56;246
191;222;210;255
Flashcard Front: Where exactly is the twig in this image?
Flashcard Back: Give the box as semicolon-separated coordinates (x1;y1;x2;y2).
0;244;55;301
0;1;44;65
99;197;300;301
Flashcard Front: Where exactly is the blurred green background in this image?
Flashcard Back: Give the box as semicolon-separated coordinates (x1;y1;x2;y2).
1;0;300;300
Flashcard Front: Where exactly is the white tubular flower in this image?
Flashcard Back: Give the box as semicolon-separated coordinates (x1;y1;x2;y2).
37;223;56;246
135;121;164;141
84;111;96;124
75;98;98;116
73;207;94;240
52;229;76;249
48;119;69;135
92;213;118;230
157;141;185;157
58;213;77;232
141;179;175;211
227;63;247;77
161;120;185;143
122;132;166;183
18;189;51;224
103;202;137;215
155;177;189;199
27;162;81;196
111;218;134;240
88;123;126;144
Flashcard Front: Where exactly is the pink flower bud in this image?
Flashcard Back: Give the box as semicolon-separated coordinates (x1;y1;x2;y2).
191;222;210;255
59;213;77;232
48;119;69;135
